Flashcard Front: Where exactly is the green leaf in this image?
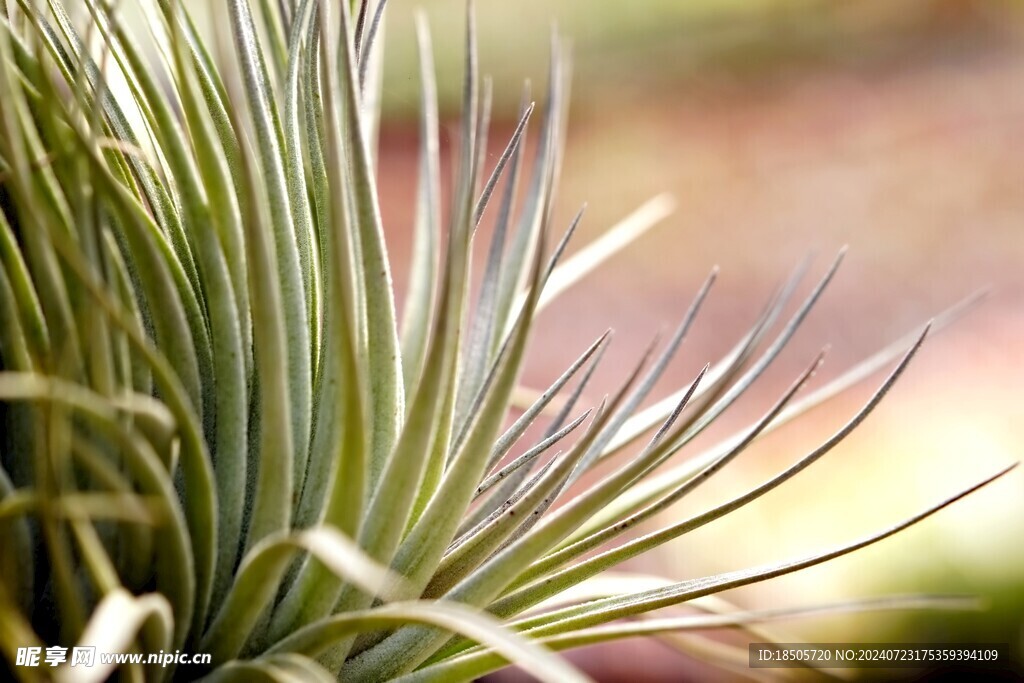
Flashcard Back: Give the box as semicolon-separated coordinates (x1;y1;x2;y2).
268;601;591;683
0;373;195;647
453;99;536;439
36;0;205;327
226;0;312;489
597;258;808;465
493;328;928;618
0;254;34;373
341;361;705;681
397;2;485;534
52;589;173;683
340;237;554;682
356;0;390;91
527;194;676;315
505;464;1017;642
490;35;569;360
409;595;982;683
299;7;368;542
199;654;335;683
458;82;532;416
480;329;607;482
0;14;83;374
582;295;980;547
282;0;322;401
263;1;380;644
328;0;405;488
472;408;591;504
0;577;46;683
201;527;405;663
222;46;294;555
512;349;827;591
0;210;48;363
425;409;600;599
0;464;33;616
101;230;152;395
295;15;361;539
565;267;717;485
161;1;250;609
53;130;218;635
399;11;442;397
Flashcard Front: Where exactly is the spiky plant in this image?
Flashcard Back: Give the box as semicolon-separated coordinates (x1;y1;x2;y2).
0;0;1014;681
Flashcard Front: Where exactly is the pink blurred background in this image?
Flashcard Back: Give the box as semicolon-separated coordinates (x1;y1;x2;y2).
371;1;1023;679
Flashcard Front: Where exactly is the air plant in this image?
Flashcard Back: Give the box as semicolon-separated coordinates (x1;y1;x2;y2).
0;0;1013;681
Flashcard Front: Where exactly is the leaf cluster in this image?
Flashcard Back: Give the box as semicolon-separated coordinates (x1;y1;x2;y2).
0;1;1012;681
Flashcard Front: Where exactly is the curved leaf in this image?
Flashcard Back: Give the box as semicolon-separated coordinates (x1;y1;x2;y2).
268;601;590;683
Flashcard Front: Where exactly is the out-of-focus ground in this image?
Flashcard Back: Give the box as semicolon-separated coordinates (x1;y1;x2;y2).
374;1;1023;680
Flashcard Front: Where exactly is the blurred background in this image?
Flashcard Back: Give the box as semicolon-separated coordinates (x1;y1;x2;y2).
370;1;1024;680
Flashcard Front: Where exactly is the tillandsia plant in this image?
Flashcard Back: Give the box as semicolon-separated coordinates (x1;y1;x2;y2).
0;0;1015;681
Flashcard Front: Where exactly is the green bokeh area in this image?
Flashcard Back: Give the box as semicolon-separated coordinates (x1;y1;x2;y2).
378;0;1023;117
